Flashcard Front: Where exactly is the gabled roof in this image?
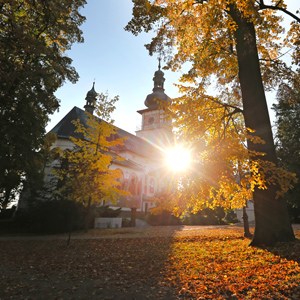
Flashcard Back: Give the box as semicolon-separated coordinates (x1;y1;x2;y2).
50;107;87;140
113;158;145;171
49;106;162;159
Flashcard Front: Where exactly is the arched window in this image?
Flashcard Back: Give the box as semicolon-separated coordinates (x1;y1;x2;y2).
137;179;142;196
129;173;138;195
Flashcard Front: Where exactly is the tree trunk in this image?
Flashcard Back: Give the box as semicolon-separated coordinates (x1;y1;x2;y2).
84;196;92;233
67;202;75;247
131;208;136;227
243;206;252;238
229;5;295;246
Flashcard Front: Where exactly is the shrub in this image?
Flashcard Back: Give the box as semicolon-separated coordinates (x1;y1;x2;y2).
121;218;131;228
95;205;122;218
225;209;239;223
14;199;85;234
181;207;227;225
0;206;16;220
145;210;181;226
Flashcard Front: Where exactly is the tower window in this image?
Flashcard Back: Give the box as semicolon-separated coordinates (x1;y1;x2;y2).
148;116;155;124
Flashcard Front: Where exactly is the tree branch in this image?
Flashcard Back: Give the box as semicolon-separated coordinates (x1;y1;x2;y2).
193;0;208;4
258;2;300;23
221;107;244;121
209;96;244;115
258;47;294;65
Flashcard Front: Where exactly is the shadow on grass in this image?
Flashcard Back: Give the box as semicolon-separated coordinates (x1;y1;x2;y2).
0;228;182;300
262;233;300;265
247;225;300;264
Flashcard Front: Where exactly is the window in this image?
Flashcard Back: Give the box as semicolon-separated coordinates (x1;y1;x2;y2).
129;173;138;195
150;178;155;194
148;116;155;124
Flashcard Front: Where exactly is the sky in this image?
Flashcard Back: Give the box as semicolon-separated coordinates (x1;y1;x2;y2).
47;1;299;135
48;1;182;134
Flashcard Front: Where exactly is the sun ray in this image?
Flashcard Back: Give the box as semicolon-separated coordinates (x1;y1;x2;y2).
165;146;191;172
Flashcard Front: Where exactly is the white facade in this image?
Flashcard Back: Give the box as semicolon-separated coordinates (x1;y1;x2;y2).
45;65;173;214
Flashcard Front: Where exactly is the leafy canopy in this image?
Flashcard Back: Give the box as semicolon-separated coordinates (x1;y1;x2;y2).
53;92;128;206
273;78;300;222
0;0;86;209
126;0;299;215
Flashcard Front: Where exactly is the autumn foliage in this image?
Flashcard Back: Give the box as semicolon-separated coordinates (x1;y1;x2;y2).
0;0;86;210
1;226;300;299
166;230;300;299
53;92;127;206
126;0;300;245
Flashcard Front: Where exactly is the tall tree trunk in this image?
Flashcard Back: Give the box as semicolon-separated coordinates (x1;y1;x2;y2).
84;196;92;233
229;5;294;246
243;205;252;238
67;202;75;247
131;208;136;227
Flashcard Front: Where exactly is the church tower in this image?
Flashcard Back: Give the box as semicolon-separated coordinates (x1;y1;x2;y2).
84;82;97;115
136;61;173;148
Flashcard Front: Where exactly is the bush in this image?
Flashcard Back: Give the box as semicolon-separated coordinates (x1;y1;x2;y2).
94;205;122;218
14;199;85;234
122;218;131;228
0;206;16;220
181;207;227;225
145;210;181;226
225;209;239;223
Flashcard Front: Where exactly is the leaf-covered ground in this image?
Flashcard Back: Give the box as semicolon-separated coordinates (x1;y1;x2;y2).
1;225;300;299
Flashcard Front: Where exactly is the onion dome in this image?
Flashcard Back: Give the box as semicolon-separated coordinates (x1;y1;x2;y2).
84;82;97;115
145;59;170;110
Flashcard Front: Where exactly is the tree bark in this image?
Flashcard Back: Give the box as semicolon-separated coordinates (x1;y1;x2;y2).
84;196;92;233
243;206;252;238
229;5;295;246
131;208;137;227
67;202;75;247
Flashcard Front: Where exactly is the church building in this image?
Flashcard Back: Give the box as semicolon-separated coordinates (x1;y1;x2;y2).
46;63;173;215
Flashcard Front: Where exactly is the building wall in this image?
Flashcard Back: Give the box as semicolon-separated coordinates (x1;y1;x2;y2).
235;201;255;222
45;137;165;213
44;138;74;187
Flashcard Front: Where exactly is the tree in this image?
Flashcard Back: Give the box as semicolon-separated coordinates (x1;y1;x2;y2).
53;92;128;232
0;132;59;211
126;0;300;245
273;80;300;223
0;0;86;210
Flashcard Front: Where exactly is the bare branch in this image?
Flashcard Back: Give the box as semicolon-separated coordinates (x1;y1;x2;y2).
221;107;244;120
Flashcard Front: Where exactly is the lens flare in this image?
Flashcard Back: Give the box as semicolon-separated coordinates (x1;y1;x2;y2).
166;147;191;172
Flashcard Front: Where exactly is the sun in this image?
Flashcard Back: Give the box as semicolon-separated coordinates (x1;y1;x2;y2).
166;146;191;172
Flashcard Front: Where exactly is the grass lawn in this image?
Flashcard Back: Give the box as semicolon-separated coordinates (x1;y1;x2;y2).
1;225;300;299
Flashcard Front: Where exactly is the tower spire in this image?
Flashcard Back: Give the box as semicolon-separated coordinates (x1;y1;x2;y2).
144;61;169;109
84;82;97;115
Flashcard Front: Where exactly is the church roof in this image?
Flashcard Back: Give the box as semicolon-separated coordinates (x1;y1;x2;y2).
113;158;144;171
49;106;162;158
